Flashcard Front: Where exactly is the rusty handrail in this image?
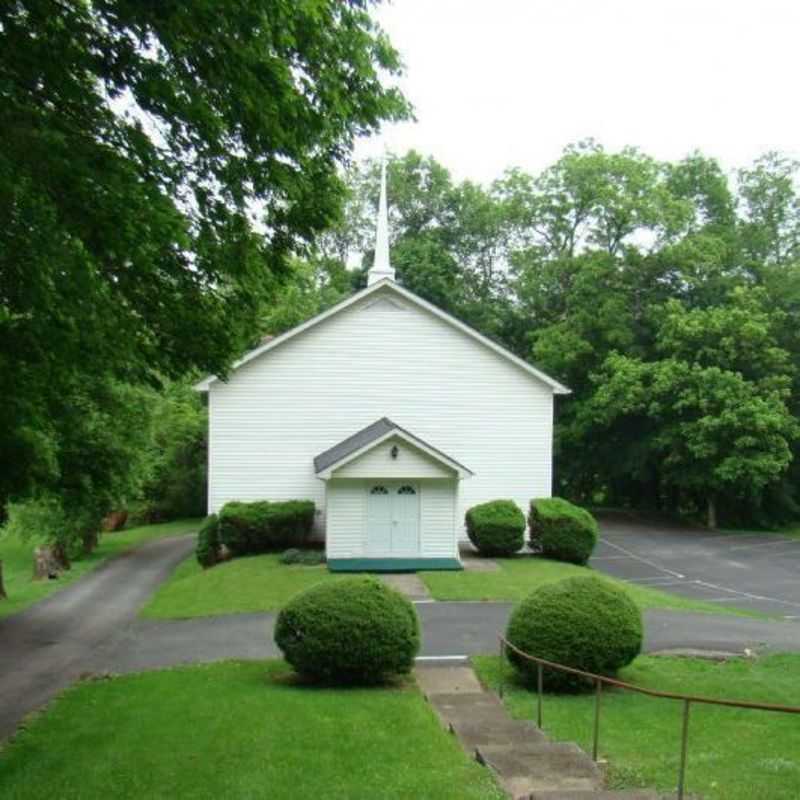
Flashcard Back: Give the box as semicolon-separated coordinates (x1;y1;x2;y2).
497;635;800;799
499;636;800;713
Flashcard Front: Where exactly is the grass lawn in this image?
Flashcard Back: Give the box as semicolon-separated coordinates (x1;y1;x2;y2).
141;553;347;618
474;653;800;800
421;556;769;618
0;519;202;619
0;660;503;800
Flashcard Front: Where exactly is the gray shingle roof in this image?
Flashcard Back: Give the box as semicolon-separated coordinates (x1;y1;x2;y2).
313;417;472;475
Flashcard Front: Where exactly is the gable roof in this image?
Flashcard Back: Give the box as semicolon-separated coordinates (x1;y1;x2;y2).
194;278;570;394
314;417;473;479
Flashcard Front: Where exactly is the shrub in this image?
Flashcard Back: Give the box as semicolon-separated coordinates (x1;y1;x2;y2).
529;497;598;565
505;576;642;692
279;547;326;566
465;499;525;556
196;514;220;568
218;500;315;555
274;577;420;684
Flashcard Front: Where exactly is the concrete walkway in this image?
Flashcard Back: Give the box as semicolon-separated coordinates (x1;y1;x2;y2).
416;664;658;800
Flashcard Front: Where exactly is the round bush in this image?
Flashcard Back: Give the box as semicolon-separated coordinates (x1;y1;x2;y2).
529;497;598;565
505;576;642;692
274;577;420;684
195;514;220;568
466;499;525;556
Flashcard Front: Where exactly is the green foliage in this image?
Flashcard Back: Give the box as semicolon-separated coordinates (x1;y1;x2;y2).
279;548;326;566
195;515;220;569
138;382;208;522
465;500;525;556
505;576;642;691
0;0;407;546
218;500;315;556
529;498;598;565
275;576;420;684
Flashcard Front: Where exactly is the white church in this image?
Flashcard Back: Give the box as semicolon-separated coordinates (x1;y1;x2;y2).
196;163;569;571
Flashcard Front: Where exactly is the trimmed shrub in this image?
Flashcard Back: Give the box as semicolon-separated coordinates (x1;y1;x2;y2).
218;500;314;555
279;547;326;566
465;499;525;556
275;577;420;684
506;576;643;692
529;497;598;565
195;514;220;568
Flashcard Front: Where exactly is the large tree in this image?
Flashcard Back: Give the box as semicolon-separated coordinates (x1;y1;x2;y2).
0;0;407;514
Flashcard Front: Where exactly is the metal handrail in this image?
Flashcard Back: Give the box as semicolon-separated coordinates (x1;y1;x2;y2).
497;635;800;799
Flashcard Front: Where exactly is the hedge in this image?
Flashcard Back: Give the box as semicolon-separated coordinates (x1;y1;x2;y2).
195;514;220;568
274;577;420;684
465;499;525;556
218;500;315;555
529;497;598;565
506;576;643;692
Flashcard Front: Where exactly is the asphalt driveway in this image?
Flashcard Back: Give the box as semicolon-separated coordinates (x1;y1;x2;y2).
591;515;800;618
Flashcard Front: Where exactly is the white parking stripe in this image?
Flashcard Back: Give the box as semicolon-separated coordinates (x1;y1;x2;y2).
694;580;800;610
599;537;685;579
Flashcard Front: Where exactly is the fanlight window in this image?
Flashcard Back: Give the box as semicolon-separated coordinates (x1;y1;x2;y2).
397;485;416;495
370;485;389;495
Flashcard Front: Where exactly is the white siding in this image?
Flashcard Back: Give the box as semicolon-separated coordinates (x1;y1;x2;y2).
325;480;364;558
419;480;458;558
207;284;554;531
333;437;455;479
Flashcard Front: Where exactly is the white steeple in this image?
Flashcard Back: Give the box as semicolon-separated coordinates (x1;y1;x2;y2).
367;154;395;286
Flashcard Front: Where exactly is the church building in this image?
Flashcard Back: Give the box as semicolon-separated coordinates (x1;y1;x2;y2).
195;162;569;571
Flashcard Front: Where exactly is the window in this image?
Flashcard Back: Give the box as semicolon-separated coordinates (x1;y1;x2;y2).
397;485;416;495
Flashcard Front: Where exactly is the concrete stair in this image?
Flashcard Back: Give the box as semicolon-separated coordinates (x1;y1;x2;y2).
416;664;665;800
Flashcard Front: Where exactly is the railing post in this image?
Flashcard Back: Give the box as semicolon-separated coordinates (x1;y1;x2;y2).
677;699;691;800
536;662;543;729
592;678;602;762
498;639;505;699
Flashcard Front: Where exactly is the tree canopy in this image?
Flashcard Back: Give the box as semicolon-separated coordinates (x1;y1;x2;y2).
0;0;407;544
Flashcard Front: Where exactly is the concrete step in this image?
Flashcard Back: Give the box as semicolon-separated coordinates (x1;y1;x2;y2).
529;791;661;800
450;717;548;752
476;742;603;797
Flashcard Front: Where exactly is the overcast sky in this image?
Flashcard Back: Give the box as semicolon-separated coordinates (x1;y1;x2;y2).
355;0;800;185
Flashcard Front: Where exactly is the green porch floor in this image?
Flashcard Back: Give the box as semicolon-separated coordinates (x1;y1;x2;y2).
328;557;463;573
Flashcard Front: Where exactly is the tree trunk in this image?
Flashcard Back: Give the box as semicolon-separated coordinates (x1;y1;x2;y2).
33;545;70;580
0;560;7;599
707;496;718;529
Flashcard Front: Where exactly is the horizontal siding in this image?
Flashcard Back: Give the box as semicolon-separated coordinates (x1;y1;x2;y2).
420;480;457;558
325;480;365;557
334;437;455;479
208;285;554;530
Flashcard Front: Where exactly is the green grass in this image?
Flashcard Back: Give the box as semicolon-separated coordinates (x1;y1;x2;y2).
421;556;769;618
141;552;347;618
474;653;800;800
0;660;503;800
0;518;202;619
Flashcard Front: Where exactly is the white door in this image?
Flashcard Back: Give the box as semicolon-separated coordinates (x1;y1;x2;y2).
367;484;392;554
366;483;420;556
392;484;419;556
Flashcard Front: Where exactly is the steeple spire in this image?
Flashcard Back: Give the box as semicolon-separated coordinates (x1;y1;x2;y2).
367;154;395;286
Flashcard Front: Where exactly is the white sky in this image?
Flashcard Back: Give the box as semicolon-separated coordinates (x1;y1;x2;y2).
355;0;800;185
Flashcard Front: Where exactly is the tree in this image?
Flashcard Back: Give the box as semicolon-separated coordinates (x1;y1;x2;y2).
1;0;407;518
